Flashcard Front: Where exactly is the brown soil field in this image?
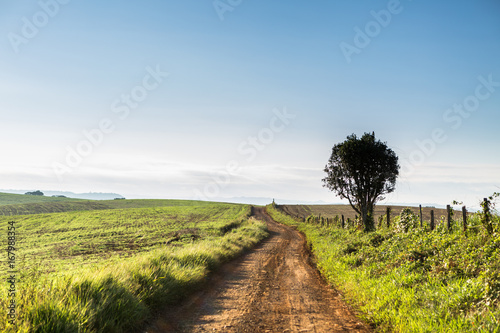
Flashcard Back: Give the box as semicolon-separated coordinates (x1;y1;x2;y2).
279;204;466;227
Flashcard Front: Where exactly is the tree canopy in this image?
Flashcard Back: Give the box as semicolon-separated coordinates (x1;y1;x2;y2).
322;132;399;231
25;190;44;196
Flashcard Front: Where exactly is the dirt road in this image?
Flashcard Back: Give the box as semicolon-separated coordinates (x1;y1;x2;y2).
147;207;371;332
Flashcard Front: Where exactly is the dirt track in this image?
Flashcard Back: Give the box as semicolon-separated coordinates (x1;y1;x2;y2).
147;207;371;332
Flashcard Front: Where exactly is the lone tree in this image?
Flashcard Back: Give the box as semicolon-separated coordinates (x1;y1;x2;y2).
25;190;44;196
322;132;399;232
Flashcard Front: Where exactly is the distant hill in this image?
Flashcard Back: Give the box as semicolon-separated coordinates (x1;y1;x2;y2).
212;197;332;206
0;193;220;216
0;190;124;200
0;192;83;206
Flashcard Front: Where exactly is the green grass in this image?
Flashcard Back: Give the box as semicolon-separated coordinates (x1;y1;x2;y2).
0;201;268;332
0;201;110;216
2;203;253;274
0;192;85;206
0;193;217;216
267;204;500;332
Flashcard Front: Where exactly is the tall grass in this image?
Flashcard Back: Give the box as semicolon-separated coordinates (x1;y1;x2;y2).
267;204;500;332
1;217;268;332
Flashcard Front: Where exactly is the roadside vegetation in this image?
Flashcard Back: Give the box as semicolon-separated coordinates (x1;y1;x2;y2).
0;201;268;332
267;202;500;332
278;204;452;226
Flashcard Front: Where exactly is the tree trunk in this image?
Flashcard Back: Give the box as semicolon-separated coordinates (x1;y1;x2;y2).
361;204;375;232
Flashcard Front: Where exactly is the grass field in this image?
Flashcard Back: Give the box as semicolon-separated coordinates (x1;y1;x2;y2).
268;204;500;332
0;192;218;216
0;199;268;332
0;192;85;206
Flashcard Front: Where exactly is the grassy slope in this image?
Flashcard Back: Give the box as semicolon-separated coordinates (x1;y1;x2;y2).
0;192;217;216
0;201;269;332
2;203;252;274
0;192;85;205
267;204;500;332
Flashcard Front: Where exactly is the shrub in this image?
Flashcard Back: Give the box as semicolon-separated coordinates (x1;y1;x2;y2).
395;207;419;233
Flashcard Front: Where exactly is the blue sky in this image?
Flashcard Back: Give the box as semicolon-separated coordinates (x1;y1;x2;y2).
0;0;499;208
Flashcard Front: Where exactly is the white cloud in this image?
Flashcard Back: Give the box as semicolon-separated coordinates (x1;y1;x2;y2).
401;163;500;184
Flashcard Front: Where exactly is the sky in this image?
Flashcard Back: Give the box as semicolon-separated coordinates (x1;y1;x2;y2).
0;0;499;208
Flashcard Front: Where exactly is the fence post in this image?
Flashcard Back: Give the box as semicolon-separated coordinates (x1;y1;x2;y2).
447;205;452;230
341;215;345;229
483;198;493;234
419;204;423;228
386;207;391;228
462;206;467;233
430;210;435;230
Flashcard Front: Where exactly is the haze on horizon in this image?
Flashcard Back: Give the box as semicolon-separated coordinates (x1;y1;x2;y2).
1;1;499;209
